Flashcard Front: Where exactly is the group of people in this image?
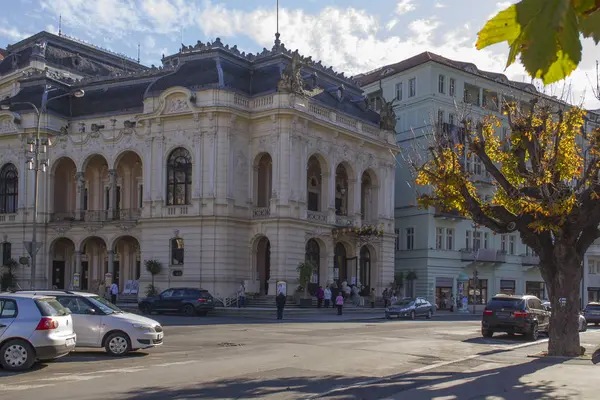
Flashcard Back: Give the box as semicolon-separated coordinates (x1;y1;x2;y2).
96;280;120;304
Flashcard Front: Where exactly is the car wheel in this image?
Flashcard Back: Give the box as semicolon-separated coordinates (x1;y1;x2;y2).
105;332;131;356
182;304;196;316
139;303;152;314
528;323;539;341
482;329;493;338
0;339;36;371
426;310;433;320
410;311;416;320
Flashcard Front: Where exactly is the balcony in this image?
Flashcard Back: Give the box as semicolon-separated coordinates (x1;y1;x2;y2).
334;215;354;227
0;213;17;223
439;123;467;147
307;210;328;223
49;212;76;223
460;248;506;263
253;207;271;219
84;210;109;222
521;254;540;266
116;208;141;221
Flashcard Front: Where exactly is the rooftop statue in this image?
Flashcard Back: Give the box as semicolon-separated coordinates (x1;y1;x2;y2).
278;50;305;95
379;99;397;131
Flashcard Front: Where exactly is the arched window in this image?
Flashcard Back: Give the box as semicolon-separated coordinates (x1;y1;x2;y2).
305;239;320;287
0;163;18;214
170;238;184;265
166;148;192;205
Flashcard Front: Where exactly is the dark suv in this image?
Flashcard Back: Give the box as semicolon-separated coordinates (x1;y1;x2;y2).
583;302;600;326
481;294;549;341
138;288;214;316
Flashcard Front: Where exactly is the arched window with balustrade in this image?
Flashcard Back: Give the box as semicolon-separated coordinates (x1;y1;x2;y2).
166;148;192;206
0;163;18;214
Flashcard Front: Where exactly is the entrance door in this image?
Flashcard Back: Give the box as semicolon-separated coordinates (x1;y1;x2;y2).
81;262;89;291
113;261;120;287
52;261;66;289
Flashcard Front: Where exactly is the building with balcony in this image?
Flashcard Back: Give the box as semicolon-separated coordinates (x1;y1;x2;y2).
0;31;398;299
356;52;600;310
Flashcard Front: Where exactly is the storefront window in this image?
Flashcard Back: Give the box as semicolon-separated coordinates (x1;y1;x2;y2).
500;279;516;295
526;281;545;299
464;279;488;305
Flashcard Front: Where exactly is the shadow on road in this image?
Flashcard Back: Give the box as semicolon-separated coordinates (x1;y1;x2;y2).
118;358;569;400
54;350;148;363
0;363;47;377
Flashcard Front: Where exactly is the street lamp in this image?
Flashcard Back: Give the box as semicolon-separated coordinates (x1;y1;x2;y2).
1;87;85;289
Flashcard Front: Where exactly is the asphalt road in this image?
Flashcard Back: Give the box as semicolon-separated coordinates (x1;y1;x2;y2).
0;313;596;400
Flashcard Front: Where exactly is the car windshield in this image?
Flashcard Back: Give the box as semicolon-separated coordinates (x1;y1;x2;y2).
587;304;600;310
87;296;123;314
394;299;415;307
487;298;524;310
35;298;71;316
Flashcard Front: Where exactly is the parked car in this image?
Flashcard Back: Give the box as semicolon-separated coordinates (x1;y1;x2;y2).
482;294;549;340
0;293;76;371
16;290;163;357
583;302;600;326
138;288;215;316
385;297;434;320
542;301;587;332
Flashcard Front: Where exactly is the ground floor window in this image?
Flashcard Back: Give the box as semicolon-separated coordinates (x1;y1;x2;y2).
588;288;600;303
500;279;516;295
464;279;488;305
526;281;545;299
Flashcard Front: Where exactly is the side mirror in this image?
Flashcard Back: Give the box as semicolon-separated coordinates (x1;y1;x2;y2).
86;308;97;315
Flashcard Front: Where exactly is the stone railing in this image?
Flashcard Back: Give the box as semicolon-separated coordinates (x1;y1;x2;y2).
460;248;506;263
307;210;328;223
253;207;271;219
84;210;109;222
116;208;142;221
49;212;76;222
521;254;540;266
0;213;17;223
165;206;189;217
334;215;354;227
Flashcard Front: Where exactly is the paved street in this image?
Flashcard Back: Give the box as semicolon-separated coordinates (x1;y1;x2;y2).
0;313;598;400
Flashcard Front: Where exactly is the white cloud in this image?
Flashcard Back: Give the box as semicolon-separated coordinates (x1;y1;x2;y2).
395;0;416;15
434;2;446;8
30;0;599;109
0;22;30;41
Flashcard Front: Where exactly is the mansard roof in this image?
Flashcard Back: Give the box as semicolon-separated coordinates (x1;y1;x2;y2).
0;31;146;77
1;34;379;125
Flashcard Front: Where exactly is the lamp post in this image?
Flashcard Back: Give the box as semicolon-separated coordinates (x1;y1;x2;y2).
472;223;479;314
1;87;84;289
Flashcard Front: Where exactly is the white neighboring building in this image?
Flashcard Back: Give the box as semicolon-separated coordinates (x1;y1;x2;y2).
0;31;398;300
357;52;600;310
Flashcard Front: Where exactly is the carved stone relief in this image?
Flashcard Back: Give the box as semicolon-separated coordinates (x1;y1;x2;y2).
0;119;15;134
165;97;190;114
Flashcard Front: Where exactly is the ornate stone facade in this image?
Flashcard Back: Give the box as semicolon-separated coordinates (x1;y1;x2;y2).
0;32;398;300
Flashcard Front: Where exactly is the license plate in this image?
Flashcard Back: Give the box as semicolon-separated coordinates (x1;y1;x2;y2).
65;338;75;347
497;312;510;319
157;333;163;341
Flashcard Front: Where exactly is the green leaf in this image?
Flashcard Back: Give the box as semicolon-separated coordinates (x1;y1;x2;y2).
477;0;583;85
572;0;597;13
579;10;600;43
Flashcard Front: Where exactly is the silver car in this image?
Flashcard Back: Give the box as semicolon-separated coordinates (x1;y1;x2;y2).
0;293;76;371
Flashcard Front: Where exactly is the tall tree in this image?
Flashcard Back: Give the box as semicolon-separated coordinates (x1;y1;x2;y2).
412;100;599;356
477;0;600;85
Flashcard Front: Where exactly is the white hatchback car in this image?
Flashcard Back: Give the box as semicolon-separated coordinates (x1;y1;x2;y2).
0;293;76;371
18;290;163;356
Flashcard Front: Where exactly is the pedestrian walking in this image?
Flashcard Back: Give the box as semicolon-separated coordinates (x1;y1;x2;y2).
335;293;344;315
276;291;286;320
238;282;246;308
98;280;106;299
316;286;324;308
324;286;332;308
370;288;376;308
109;282;119;304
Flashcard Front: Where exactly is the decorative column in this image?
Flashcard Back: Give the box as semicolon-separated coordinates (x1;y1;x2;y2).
194;135;202;199
107;250;115;276
74;251;82;288
75;172;85;220
352;174;361;225
108;169;117;220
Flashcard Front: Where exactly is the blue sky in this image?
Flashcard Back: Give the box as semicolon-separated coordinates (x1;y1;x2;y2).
1;0;598;108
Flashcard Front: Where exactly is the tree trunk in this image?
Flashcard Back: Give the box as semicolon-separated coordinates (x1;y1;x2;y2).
541;243;582;357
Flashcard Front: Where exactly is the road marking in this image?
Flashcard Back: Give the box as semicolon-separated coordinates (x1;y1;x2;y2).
0;384;56;391
154;361;199;367
305;337;552;399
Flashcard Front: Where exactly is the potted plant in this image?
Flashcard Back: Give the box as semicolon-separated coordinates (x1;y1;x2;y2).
144;259;162;297
296;261;317;307
1;258;19;291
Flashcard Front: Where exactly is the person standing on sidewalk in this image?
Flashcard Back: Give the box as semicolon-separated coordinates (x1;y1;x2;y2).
335;293;344;315
370;288;376;308
109;282;119;304
276;291;286;320
324;286;332;308
238;282;246;308
316;286;324;308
